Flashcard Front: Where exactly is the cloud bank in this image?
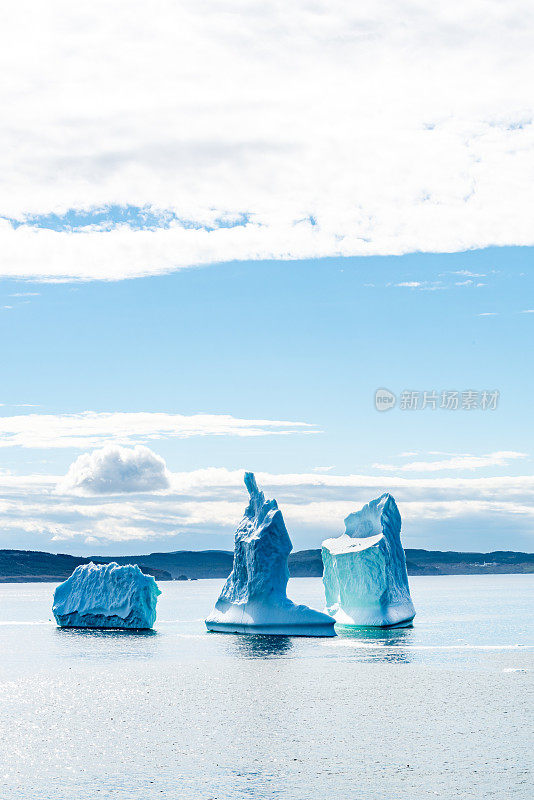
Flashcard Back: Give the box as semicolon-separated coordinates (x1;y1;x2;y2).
373;451;528;472
0;411;317;449
1;1;534;279
0;466;532;551
58;445;170;494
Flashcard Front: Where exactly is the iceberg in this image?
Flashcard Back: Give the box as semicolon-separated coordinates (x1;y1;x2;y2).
322;493;415;627
52;562;161;629
205;472;335;636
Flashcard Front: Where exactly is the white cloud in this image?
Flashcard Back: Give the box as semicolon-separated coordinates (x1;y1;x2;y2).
395;277;488;291
1;466;534;547
282;499;534;527
1;2;534;280
451;271;487;277
373;451;528;472
0;411;317;449
401;281;446;291
58;444;170;494
478;312;499;316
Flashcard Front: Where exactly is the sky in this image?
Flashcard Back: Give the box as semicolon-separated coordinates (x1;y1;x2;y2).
0;2;533;555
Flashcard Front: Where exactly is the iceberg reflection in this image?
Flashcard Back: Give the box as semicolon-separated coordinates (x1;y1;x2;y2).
229;633;294;658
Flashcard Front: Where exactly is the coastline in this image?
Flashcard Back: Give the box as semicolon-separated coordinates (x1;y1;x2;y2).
0;547;532;582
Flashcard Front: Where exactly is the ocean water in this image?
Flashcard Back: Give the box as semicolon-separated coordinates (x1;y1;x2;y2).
0;574;532;799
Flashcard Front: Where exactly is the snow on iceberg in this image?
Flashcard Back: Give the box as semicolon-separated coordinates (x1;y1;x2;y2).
52;562;161;629
322;493;415;628
206;472;336;636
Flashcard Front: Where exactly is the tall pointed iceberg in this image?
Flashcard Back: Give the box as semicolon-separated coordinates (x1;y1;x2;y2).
322;494;415;627
206;472;335;636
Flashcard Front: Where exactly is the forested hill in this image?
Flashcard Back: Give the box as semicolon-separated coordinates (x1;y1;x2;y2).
0;548;532;582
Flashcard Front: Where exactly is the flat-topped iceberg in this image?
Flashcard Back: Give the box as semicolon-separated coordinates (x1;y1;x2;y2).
322;493;415;628
52;562;161;629
206;472;335;636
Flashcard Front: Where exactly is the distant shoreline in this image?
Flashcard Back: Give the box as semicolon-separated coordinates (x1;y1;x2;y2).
0;547;532;583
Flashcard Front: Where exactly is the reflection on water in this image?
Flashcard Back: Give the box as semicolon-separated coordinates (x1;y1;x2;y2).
53;626;159;662
334;624;415;663
55;627;158;639
229;634;293;659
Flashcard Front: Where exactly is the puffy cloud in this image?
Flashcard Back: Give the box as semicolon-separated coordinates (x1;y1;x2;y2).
0;411;317;449
58;445;170;494
1;2;534;279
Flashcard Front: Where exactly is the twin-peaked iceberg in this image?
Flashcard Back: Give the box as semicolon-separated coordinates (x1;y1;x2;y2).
322;493;415;628
53;562;161;629
205;472;336;636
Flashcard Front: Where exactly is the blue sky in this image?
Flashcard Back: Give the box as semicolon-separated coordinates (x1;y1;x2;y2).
1;2;533;554
1;245;533;554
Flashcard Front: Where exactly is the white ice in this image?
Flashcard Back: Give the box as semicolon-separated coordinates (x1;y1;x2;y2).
205;472;336;636
322;493;415;627
52;562;161;629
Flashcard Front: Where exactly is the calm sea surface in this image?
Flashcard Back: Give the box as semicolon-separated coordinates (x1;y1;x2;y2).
0;575;532;799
